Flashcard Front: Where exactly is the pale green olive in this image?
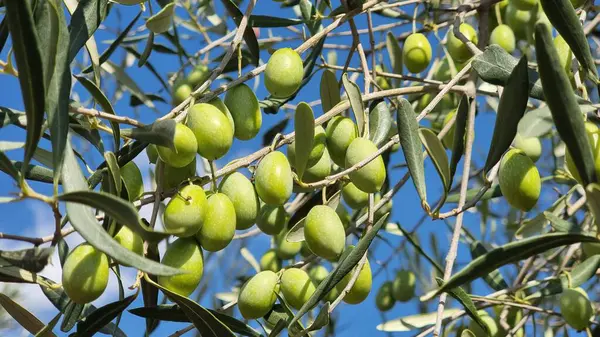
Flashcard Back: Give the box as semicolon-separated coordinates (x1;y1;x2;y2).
275;231;301;260
219;172;260;230
513;134;542;163
559;288;593;331
391;269;416;302
146;144;159;164
254;151;293;206
342;181;369;209
163;184;207;237
187;64;209;88
345;138;386;193
287;126;327;168
490;24;516;53
280;268;316;310
375;281;395;312
304;205;346;261
62;243;109;304
326;116;358;167
256;204;288;235
499;149;541;211
158;238;204;297
336;248;372;304
468;311;499;337
260;249;282;272
196;193;236;252
113;225;143;256
161;158;196;190
157;123;197;168
238;271;280;319
403;33;432;73
224;84;262;140
186;103;233;160
447;23;478;62
264;48;304;98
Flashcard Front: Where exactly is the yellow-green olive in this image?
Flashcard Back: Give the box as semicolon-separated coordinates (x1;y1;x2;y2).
187;64;209;88
375;281;395;312
161;158;196;190
326;116;358;167
207;97;235;135
447;23;478;62
280;268;316;310
62;243;109;304
264;48;304;98
513;134;542;163
287;126;327;168
499;149;541;211
158;238;204;297
337;250;372;304
186;103;233;160
157;123;197;168
254;151;293;206
403;33;432;73
219;172;260;230
172;81;191;106
260;249;282;272
196;193;236;252
468;311;499;337
559;288;593;331
146;144;159;164
238;271;279;319
256;204;288;235
342;181;369;209
275;231;301;260
304;205;346;261
345;138;386;193
391;269;416;302
224;84;262;140
113;225;143;256
511;0;537;11
490;24;516;53
163;184;207;237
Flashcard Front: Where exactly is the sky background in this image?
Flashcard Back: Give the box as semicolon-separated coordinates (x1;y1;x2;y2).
0;0;590;336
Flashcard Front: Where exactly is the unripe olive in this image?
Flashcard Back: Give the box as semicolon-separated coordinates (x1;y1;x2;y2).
161;158;196;190
513;134;542;163
264;48;304;98
468;311;499;337
342;181;369;209
505;4;531;40
163;184;207;237
375;65;390;90
158;238;204;297
157;123;198;168
187;64;209;88
280;268;316;310
113;225;143;256
62;243;109;304
275;231;302;259
490;24;516;53
403;33;432;73
238;271;280;319
172;82;192;106
308;265;329;285
121;161;144;201
337;250;372;304
196;193;236;252
207;97;235;135
146;144;159;164
498;149;541;211
260;249;282;272
255;151;293;206
304;205;346;261
447;23;478;63
417;92;456;114
219;172;260;230
441;110;457;149
336;203;351;230
510;0;537;10
295;148;332;192
326;116;358;167
256;204;288;235
224;83;262;140
375;281;395;312
559;288;593;330
287;126;327;168
391;269;416;302
186;103;233;160
345;138;386;193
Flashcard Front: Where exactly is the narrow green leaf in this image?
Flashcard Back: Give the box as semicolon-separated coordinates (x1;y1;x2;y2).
342;73;366;137
249;15;303;27
120;120;176;149
285;218;306;243
103;152;122;196
531;254;600;299
0;293;57;337
68;0;109;63
60;137;181;276
433;233;600;296
75;291;138;336
469;241;509;291
140;244;160;334
448;95;469;190
33;0;59;91
320;70;340;113
0;107;28;129
35;312;61;337
146;3;175;34
517;191;570;237
5;0;46;171
294;102;315;179
368;100;392;147
385;31;402;87
0;151;20;181
0;265;53;286
0;19;8;54
544;212;582;233
397;98;427;208
101;61;155;109
299;0;321;35
11;161;54;184
138;32;155;68
376;309;462;332
75;75;120;149
221;0;259;66
419;128;449;212
0;247;53;273
434;278;489;336
305;302;330;333
483;56;530;173
585;183;600;228
393;223;442;272
535;23;596;186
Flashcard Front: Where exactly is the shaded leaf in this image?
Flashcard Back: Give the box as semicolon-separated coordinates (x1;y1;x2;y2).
544;212;582;233
120;120;176;149
0;247;53;273
67;0;109;63
368;100;392;147
419;128;449;212
102;61;156;108
285;218;306;243
377;309;461;332
146;3;175;34
0;151;20;181
385;31;402;87
342;73;365;137
249;15;303;27
0;293;56;337
103;152;122;196
435;278;489;335
262;116;289;146
320;70;340;113
75;291;138;336
221;0;259;66
469;241;509;291
448;95;469;189
397;99;427;208
294;102;315;179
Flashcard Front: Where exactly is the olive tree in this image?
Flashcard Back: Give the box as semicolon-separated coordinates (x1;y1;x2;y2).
0;0;599;336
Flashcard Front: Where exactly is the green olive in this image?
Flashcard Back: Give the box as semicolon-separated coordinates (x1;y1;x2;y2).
113;225;143;256
280;268;316;310
417;92;456;114
274;231;301;260
224;83;262;140
375;65;390;90
238;271;280;319
295;148;332;192
345;137;386;193
441;109;457;149
468;311;499;337
391;269;416;302
196;193;236;252
498;149;541;211
336;248;372;304
342;181;369;209
163;184;207;237
447;23;478;63
260;249;282;272
308;265;329;285
326;116;358;167
254;151;293;206
146;144;159;164
490;24;516;53
513;134;542;162
559;288;593;330
62;243;109;304
264;48;304;98
207;96;235;135
256;204;288;235
158;238;204;297
157;123;197;168
120;161;144;201
304;205;346;261
336;203;351;230
172;82;192;106
375;281;395;312
287;126;327;168
511;0;537;10
186;103;234;160
505;4;532;40
161;158;196;190
403;33;432;73
187;64;209;88
219;172;260;230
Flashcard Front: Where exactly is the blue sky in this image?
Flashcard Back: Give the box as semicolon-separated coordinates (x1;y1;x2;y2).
0;1;587;336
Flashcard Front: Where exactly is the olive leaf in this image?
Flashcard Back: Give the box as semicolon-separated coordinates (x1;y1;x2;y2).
146;3;175;34
0;293;57;337
75;291;139;336
368;100;392;147
434;278;490;336
469;241;509;291
385;31;402;87
0;247;54;273
419;128;449;213
448;95;469;190
342;73;366;137
221;0;259;65
320;70;340;113
294;102;315;179
120;120;175;149
67;0;109;64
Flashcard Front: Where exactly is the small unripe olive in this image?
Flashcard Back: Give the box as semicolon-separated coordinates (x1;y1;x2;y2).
337;250;372;304
490;24;516;53
186;103;233;160
326;116;358;167
342;181;369;209
161;158;196;190
264;48;304;98
391;269;416;302
163;184;207;237
287;126;327;168
255;151;293;206
158;238;204;297
375;65;390;90
256;204;288;235
505;4;531;40
260;249;282;272
113;225;143;256
510;0;537;11
187;64;209;88
403;33;432;74
196;193;236;252
417;92;456;114
172;82;191;106
582;241;600;257
345;138;386;193
219;172;260;230
207;97;235;135
157;123;197;168
280;268;316;310
238;271;280;319
498;149;541;211
120;161;144;201
441;110;457;149
447;23;478;62
62;243;109;304
513;134;542;163
295;148;332;192
304;205;346;261
468;311;499;337
375;281;395;312
275;231;302;259
224;84;262;140
308;265;329;285
146;144;159;164
559;288;593;331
